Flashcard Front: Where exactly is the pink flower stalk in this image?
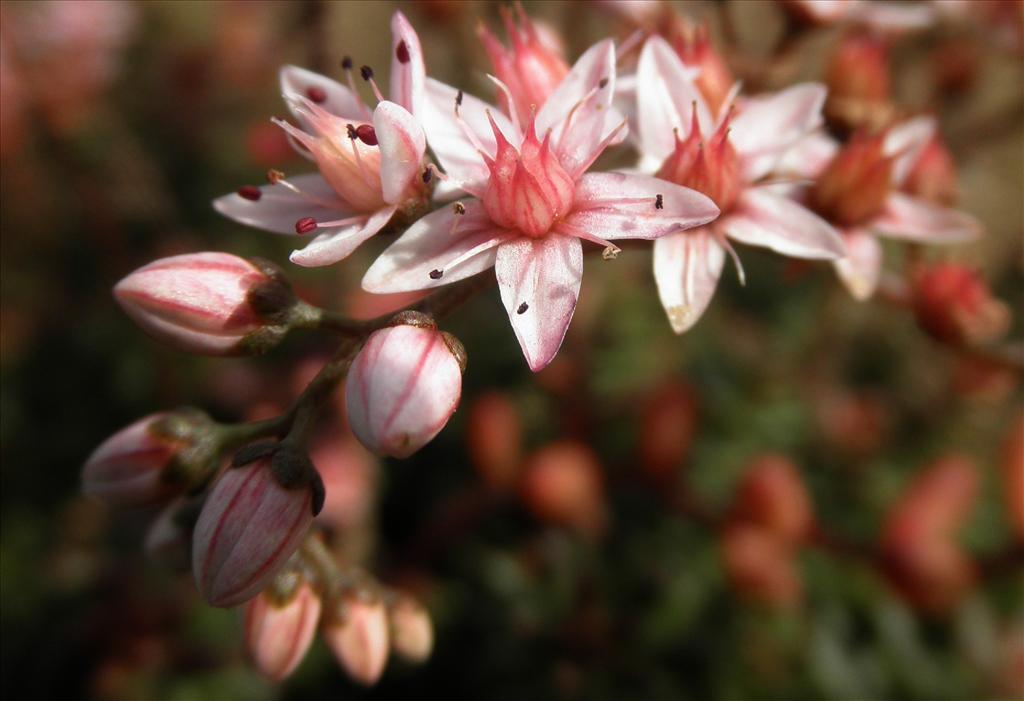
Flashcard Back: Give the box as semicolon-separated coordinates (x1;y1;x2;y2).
478;3;569;121
214;12;429;267
803;119;982;299
192;459;314;608
345;314;465;458
244;582;322;681
635;36;844;333
114;252;293;355
323;595;390;686
82;412;197;507
364;39;719;370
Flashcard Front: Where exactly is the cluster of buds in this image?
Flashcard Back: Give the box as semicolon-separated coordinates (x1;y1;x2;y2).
720;454;813;609
880;456;979;613
242;549;434;684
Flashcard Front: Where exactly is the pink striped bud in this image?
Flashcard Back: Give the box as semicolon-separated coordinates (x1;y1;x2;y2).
345;312;465;458
82;410;213;507
114;252;297;355
243;576;322;681
389;596;433;663
192;447;320;607
323;593;390;686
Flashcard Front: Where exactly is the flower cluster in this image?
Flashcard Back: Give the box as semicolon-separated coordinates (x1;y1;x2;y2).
81;2;1011;688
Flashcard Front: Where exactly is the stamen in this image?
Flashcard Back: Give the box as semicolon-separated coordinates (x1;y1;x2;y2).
571;117;629;177
715;231;747;286
558;83;602;152
237;185;262;201
355;124;378;146
395;40;410;64
616;29;645;63
314;214;365;228
486;73;522;136
345;123;372;182
453;202;466;215
602;246;620;260
557;220;621;256
655;194;664;210
517;302;529;314
295;217;318;234
341;56;371;120
453;95;492;163
429;269;444;279
360;65;385;103
306;86;327;104
265;167;345;210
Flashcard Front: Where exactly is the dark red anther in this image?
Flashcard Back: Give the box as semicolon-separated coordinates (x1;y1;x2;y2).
341;56;353;70
346;123;358;140
455;90;464;107
295;217;318;235
355;124;378;146
517;302;529;314
655;194;664;210
237;185;262;201
396;40;410;64
599;77;609;89
429;269;443;280
306;86;327;103
360;65;374;81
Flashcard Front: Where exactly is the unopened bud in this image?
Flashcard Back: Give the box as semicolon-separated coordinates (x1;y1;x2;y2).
82;410;213;508
720;525;802;609
345;313;465;458
812;132;893;226
732;454;813;545
912;264;1010;346
466;392;522;491
389;596;434;663
192;456;315;607
882;455;979;548
665;18;734;117
520;441;606;537
881;537;975;613
323;593;390;686
825;31;892;132
114;252;297;356
903;134;958;205
637;382;697;480
244;578;322;681
1000;413;1024;540
145;497;200;569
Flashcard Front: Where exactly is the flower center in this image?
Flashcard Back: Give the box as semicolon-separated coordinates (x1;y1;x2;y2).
482;114;575;238
656;109;741;214
811;132;893;227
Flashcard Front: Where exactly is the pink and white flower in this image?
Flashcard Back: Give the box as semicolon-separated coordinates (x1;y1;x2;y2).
635;36;845;333
363;39;719;370
802;118;982;299
779;0;936;33
213;12;429;267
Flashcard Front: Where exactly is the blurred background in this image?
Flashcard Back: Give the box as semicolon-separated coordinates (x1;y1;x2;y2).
1;1;1022;699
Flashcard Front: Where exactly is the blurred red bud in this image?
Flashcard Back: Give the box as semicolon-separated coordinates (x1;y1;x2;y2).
1000;413;1024;539
720;525;802;609
816;391;890;457
243;580;321;681
345;314;465;459
812;131;893;226
466;392;523;491
904;134;958;205
665;17;734;117
638;382;698;480
311;435;377;531
388;596;434;663
323;594;390;686
912;264;1010;346
114;252;295;355
930;38;980;97
520;441;606;537
881;537;975;613
733;454;813;544
192;459;314;607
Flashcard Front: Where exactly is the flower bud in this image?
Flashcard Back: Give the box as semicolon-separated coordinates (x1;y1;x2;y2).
192;455;315;608
881;537;975;613
345;312;465;458
882;455;979;548
466;392;522;491
912;264;1011;346
720;525;802;609
145;497;200;569
389;596;434;663
637;382;697;480
665;18;734;117
811;131;893;226
1000;413;1024;540
732;454;813;545
114;252;296;355
520;441;606;537
243;576;322;681
82;411;213;508
824;31;892;132
323;593;390;686
903;134;957;205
